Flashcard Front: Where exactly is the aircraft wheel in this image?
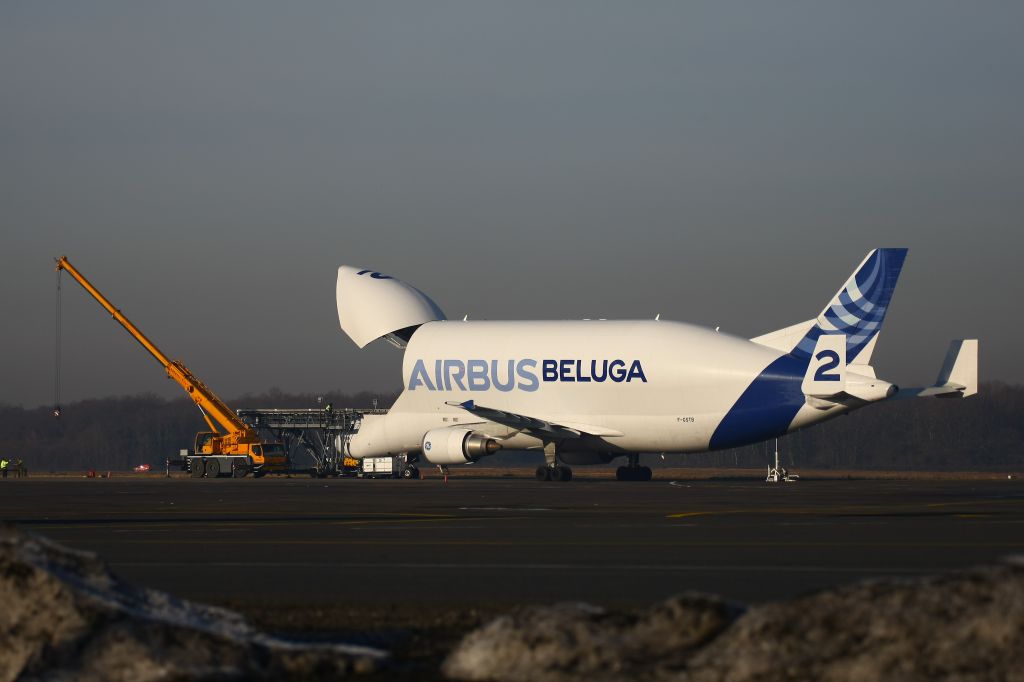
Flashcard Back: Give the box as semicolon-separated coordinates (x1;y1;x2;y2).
640;466;653;482
402;466;420;480
205;458;221;478
190;460;205;478
535;465;551;481
559;466;573;482
615;466;629;481
550;466;566;482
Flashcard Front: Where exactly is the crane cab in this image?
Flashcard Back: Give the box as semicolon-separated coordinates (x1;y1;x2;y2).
191;432;289;477
248;442;289;469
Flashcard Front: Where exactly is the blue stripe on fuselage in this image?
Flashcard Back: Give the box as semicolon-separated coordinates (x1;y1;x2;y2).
708;353;809;450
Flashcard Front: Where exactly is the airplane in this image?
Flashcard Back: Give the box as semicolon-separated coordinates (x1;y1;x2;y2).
336;249;977;481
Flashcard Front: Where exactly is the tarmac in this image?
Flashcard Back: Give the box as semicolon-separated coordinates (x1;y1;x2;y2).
2;473;1023;609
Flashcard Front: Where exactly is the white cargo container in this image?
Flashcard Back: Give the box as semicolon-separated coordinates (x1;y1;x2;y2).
359;453;419;479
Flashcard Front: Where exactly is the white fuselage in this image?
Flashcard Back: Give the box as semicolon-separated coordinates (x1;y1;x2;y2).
347;319;890;459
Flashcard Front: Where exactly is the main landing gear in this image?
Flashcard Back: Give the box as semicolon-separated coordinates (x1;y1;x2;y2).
616;465;652;481
536;465;573;482
536;442;572;482
616;453;653;481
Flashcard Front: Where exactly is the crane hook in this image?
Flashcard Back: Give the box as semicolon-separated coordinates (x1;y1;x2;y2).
54;265;62;418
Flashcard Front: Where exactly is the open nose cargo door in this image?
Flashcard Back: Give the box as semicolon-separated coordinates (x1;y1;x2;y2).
336;266;446;349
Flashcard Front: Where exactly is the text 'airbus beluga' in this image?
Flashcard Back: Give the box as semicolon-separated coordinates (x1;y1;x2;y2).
336;250;977;482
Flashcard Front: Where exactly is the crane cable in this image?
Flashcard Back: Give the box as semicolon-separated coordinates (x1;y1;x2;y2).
54;267;62;418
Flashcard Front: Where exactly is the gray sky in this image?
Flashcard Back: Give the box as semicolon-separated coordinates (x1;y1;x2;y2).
3;2;1021;408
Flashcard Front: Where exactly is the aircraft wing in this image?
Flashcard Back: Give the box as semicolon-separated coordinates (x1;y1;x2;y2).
445;400;623;439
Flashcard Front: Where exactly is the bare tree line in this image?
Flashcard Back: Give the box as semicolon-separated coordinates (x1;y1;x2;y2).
0;383;1020;472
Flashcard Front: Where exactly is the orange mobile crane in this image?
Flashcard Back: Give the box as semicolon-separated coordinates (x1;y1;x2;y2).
55;256;289;478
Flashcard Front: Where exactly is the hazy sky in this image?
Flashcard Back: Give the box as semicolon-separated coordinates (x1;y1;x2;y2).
3;2;1022;408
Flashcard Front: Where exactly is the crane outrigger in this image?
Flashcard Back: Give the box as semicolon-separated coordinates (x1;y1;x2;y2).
55;256;288;477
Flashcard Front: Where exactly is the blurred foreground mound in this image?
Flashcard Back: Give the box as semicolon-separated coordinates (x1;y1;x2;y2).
0;524;386;681
445;561;1024;682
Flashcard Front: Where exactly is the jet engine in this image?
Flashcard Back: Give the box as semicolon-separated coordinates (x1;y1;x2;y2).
421;428;501;465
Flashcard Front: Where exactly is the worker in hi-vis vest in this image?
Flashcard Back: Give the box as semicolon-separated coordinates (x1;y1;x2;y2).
0;458;8;479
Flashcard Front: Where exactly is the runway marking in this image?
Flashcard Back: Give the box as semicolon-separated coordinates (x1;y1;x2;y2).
43;539;1024;548
16;513;462;530
108;561;941;574
458;507;553;511
666;511;741;519
331;516;521;526
7;510;459;518
665;500;1023;519
927;498;1024;508
112;529;174;533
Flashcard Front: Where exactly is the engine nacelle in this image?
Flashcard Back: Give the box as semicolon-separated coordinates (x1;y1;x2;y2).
421;428;501;465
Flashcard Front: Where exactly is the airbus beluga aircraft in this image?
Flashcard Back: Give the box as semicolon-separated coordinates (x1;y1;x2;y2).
337;249;977;481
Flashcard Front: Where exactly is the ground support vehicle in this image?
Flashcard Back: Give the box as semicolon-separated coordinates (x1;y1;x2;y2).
359;453;419;479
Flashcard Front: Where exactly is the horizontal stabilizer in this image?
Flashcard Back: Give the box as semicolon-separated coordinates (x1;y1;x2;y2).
892;340;978;399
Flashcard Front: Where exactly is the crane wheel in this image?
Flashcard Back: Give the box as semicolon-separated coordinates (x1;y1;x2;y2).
232;462;248;478
190;460;205;478
205;458;221;478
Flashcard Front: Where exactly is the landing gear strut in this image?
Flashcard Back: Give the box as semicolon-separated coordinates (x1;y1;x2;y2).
536;442;572;482
615;453;653;481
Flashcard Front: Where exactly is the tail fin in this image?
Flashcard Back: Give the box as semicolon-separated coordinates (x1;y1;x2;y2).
801;333;847;397
752;248;908;365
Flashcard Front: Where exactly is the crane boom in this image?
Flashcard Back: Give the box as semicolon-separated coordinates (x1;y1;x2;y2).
54;256;268;455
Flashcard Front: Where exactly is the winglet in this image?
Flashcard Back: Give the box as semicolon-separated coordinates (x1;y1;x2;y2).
934;339;978;398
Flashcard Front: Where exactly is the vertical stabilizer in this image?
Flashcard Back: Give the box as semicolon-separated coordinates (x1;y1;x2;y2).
801;334;847;396
753;249;907;365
